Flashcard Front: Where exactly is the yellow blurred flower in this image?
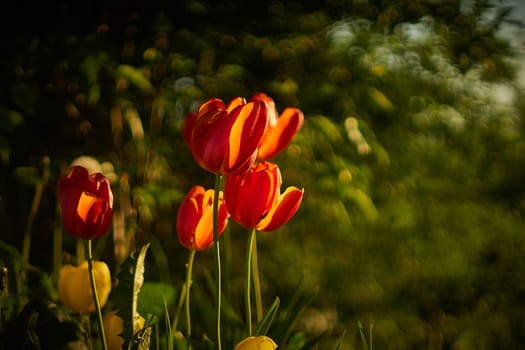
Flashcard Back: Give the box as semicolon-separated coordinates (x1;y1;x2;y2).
103;310;146;350
103;311;125;350
58;261;111;313
234;336;278;350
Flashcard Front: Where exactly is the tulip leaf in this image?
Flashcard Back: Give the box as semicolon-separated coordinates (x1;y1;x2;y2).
113;243;150;345
254;296;280;336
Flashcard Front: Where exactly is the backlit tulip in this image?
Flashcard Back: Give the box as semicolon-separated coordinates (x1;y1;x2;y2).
188;97;269;175
177;185;230;250
225;161;303;231
234;336;278;350
57;165;113;240
58;261;111;313
251;93;304;160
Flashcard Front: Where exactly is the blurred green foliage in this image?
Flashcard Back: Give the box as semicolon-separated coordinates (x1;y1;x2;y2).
1;0;525;349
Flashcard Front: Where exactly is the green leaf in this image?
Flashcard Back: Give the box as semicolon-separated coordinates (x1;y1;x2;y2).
137;282;176;321
254;296;280;336
357;321;369;350
113;243;150;343
334;329;347;350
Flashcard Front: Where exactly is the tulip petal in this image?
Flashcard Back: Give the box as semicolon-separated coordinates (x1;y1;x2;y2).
177;186;205;249
258;107;304;160
250;92;279;127
226;101;269;174
234;335;278;350
197;98;226;118
256;186;304;232
225;162;281;229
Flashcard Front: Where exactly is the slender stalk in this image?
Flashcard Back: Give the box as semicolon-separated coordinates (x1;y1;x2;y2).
251;233;263;322
185;249;196;350
81;313;94;350
171;281;187;335
212;175;223;350
86;240;108;350
22;157;50;266
52;204;63;286
245;229;256;335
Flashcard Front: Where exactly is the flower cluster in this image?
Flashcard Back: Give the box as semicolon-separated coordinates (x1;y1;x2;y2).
54;92;304;349
177;92;305;348
178;93;304;248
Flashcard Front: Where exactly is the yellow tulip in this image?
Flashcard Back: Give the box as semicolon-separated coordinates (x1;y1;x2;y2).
103;310;146;349
58;261;111;313
234;336;278;350
103;311;125;350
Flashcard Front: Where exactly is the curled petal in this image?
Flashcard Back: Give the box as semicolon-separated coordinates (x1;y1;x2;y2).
197;98;227;118
226;96;247;113
256;186;304;232
258;107;304;160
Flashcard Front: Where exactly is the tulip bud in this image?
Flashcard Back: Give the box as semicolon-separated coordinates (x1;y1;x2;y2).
234;336;278;350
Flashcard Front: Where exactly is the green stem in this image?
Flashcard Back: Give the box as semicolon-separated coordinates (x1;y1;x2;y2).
86;240;108;350
52;203;63;286
212;175;223;350
245;229;256;335
22;157;50;267
171;281;186;335
251;233;263;322
185;249;196;350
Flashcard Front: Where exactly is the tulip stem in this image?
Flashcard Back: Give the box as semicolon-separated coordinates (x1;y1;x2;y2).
185;249;196;350
212;175;223;350
245;229;256;335
251;232;263;322
86;240;108;350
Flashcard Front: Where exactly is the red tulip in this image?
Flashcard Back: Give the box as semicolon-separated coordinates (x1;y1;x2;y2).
250;93;304;160
187;97;269;175
177;185;230;250
225;161;304;231
57;166;113;240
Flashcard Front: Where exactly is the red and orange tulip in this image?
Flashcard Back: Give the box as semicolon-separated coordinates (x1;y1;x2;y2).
57;165;113;240
177;185;230;250
225;161;303;231
186;97;270;175
250;93;304;160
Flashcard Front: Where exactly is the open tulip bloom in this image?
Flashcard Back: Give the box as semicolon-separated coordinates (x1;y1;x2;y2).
250;92;304;160
225;161;304;232
57;165;114;240
187;97;270;175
